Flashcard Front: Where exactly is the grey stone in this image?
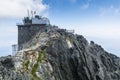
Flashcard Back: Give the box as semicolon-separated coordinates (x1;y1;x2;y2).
1;26;120;80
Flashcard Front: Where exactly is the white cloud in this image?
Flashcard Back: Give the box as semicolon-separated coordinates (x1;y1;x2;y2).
80;0;92;10
0;25;17;47
69;0;77;3
0;0;48;18
99;5;120;16
75;26;120;39
81;3;90;10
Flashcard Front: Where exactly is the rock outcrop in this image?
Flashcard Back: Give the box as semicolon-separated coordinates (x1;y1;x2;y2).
0;27;120;80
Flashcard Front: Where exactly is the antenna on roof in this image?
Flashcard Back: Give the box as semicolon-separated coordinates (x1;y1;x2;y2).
27;9;30;18
34;11;36;15
31;10;33;18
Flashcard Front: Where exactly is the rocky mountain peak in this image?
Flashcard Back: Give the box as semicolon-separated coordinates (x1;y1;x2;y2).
0;25;120;80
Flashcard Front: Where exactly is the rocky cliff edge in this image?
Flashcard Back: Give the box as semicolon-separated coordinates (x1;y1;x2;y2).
0;27;120;80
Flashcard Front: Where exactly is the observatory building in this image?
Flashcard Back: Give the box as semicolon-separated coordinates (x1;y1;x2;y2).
17;15;50;50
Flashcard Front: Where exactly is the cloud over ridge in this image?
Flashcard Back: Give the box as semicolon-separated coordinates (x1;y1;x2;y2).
0;0;48;18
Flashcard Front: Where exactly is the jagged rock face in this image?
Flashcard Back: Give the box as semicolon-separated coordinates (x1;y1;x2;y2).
0;28;120;80
46;33;120;80
0;56;31;80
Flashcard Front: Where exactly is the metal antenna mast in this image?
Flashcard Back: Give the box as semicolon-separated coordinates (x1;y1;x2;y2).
27;9;30;18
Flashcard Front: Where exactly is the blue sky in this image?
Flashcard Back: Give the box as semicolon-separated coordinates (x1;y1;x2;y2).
0;0;120;56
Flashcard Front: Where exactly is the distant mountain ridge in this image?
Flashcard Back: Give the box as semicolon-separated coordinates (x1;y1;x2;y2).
0;25;120;80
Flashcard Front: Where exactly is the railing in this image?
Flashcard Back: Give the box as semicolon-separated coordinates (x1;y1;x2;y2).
16;23;23;25
66;30;75;33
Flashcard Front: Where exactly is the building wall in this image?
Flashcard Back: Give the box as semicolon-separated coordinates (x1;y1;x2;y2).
18;24;48;50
